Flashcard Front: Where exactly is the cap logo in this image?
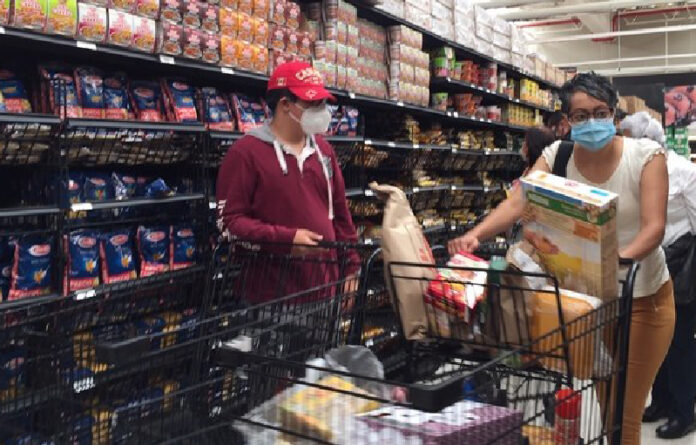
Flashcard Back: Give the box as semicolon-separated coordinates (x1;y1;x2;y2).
295;67;323;85
276;77;286;86
305;89;317;99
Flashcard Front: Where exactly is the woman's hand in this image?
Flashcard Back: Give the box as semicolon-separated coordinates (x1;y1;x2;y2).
449;233;479;256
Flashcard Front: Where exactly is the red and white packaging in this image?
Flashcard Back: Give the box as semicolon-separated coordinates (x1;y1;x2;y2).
157;20;183;55
132;15;156;53
202;32;220;64
107;9;134;47
77;2;107;42
181;26;203;59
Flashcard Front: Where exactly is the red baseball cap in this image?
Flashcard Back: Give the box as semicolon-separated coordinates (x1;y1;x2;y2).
267;61;336;102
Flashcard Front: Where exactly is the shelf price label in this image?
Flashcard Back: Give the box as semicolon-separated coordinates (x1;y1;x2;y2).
364;139;373;145
413;143;419;149
159;55;175;65
412;187;420;193
209;201;217;209
75;289;96;301
220;67;235;75
0;26;5;34
73;377;95;393
364;189;374;197
348;92;356;99
76;41;97;51
397;101;405;107
71;203;93;211
387;141;395;147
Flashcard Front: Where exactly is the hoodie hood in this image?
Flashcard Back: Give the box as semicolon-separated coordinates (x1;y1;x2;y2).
246;123;334;220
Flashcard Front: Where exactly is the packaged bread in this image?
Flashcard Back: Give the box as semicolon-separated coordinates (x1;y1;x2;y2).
12;0;48;30
45;0;77;35
132;15;156;52
77;2;106;41
236;11;252;42
157;20;182;55
135;0;158;18
219;7;236;36
108;0;134;12
252;16;268;45
160;0;180;22
201;2;217;32
202;32;220;64
220;34;236;66
107;9;133;47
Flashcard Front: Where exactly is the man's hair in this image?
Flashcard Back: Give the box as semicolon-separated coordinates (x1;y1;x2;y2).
265;88;297;111
545;111;566;128
524;127;556;168
560;71;619;114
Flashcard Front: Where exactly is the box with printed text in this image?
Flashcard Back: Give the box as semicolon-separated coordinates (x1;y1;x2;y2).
521;171;619;301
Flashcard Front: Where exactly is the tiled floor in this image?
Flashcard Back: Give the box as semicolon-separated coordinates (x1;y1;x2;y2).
642;426;696;445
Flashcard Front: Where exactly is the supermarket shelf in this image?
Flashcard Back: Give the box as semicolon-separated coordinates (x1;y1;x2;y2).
364;139;453;151
325;135;364;143
347;184;501;198
347;2;560;91
64;118;206;133
0;293;60;312
0;112;61;125
405;185;451;195
0;205;61;218
209;131;245;141
68;194;206;212
430;77;555;113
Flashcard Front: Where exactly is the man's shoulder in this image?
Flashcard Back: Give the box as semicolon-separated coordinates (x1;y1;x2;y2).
313;134;336;157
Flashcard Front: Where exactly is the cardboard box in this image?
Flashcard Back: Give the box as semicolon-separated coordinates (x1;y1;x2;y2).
453;0;472;14
475;22;493;42
624;95;646;114
521;171;619;301
431;0;452;21
404;3;430;29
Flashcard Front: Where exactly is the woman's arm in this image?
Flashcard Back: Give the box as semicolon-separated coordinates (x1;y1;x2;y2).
449;157;550;254
619;154;668;260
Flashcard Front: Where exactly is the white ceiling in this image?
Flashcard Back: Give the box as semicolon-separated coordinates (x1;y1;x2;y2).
472;0;696;76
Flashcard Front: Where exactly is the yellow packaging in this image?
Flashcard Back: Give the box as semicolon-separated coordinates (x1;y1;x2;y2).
521;170;618;301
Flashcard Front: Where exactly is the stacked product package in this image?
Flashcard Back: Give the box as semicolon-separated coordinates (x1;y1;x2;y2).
388;24;429;106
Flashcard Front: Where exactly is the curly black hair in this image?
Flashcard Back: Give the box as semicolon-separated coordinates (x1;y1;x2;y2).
560;72;618;115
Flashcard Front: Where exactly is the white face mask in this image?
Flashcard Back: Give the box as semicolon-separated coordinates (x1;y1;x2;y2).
290;102;332;135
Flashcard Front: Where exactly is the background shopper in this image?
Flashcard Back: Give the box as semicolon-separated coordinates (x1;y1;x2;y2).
449;72;674;445
520;127;557;176
622;111;696;439
545;111;571;140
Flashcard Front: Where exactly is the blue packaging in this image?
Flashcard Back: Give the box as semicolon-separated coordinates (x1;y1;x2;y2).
199;87;234;130
145;178;174;199
137;226;170;277
83;174;113;202
129;80;163;121
162;79;198;122
64;230;100;294
9;235;52;301
104;72;130;120
100;230;137;284
112;172;137;200
0;237;13;301
0;69;32;113
74;66;105;119
133;316;166;350
170;225;196;270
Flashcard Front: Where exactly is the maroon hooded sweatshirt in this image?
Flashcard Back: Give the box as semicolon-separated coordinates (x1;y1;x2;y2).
216;124;360;304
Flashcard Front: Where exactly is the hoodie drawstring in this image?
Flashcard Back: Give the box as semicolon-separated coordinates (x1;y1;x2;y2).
311;136;334;221
273;139;288;175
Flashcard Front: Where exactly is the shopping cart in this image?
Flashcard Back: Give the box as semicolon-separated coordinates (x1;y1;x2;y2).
210;241;638;445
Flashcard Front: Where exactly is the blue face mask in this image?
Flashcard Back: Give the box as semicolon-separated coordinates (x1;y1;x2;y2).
570;119;616;151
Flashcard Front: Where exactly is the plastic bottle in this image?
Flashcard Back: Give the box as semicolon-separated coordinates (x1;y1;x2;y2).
555;388;581;445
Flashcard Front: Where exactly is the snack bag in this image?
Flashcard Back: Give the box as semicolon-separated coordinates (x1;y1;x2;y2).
236;11;252;42
202;32;220;64
0;0;10;25
252;17;268;46
230;93;268;132
219;7;237;36
170;225;196;270
103;72;130;119
0;70;32;113
9;236;52;301
269;0;284;24
135;0;158;18
64;230;100;294
157;20;183;55
77;3;107;42
252;45;268;74
161;78;198;122
132;15;156;53
181;0;201;27
108;0;134;12
237;0;250;14
129;80;163;121
107;9;134;48
198;87;234;130
160;0;180;22
112;172;137;199
66;172;86;219
45;0;77;35
39;64;82;118
12;0;48;30
220;34;236;67
182;26;203;59
201;2;217;32
234;39;254;70
137;226;170;277
83;173;114;203
220;0;235;7
100;229;137;283
74;66;105;119
251;0;267;18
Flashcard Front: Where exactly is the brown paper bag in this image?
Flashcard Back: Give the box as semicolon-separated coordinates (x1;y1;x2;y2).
370;182;434;340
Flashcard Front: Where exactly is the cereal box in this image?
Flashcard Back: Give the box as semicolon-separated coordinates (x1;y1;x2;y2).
107;9;133;47
77;2;106;42
12;0;48;30
108;0;134;12
157;19;182;55
0;0;9;24
45;0;77;35
521;170;618;301
135;0;158;18
132;15;156;52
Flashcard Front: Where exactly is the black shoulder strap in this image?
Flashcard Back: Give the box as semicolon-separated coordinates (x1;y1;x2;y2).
552;141;574;178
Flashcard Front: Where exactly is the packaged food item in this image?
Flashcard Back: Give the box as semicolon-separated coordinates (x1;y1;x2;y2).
182;26;203;59
236;0;251;14
219;7;236;36
107;9;134;47
284;27;298;54
108;0;134;11
252;17;268;45
102;72;130;119
39;64;82;118
236;11;252;42
45;0;77;35
161;78;198;122
0;70;32;113
132;15;156;52
219;0;236;7
181;0;201;27
160;0;181;22
298;32;311;57
197;87;233;130
111;172;136;199
201;2;217;32
135;0;158;17
170;225;196;270
0;0;10;25
431;92;447;111
77;2;107;42
74;66;105;119
230;93;268;132
234;39;254;70
137;226;170;277
202;32;220;64
220;34;236;66
251;0;266;18
521;171;619;301
157;20;182;55
284;0;298;28
269;24;284;50
9;236;52;301
129;80;163;121
252;45;268;73
269;0;283;24
83;173;113;202
144;177;174;198
12;0;48;30
99;229;136;283
64;230;100;294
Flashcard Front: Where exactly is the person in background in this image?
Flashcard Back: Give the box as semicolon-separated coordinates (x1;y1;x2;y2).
545;111;571;140
622;111;696;439
520;127;557;177
614;108;628;135
216;61;360;303
450;72;673;445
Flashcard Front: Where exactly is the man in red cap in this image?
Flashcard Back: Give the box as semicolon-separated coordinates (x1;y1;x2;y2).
216;62;360;303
